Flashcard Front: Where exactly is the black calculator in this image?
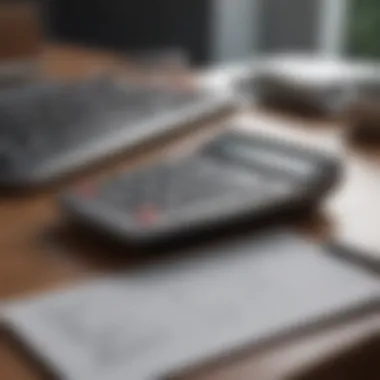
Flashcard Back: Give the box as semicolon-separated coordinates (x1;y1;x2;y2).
60;130;340;245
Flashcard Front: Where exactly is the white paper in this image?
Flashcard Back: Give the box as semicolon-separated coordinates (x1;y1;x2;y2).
2;232;379;380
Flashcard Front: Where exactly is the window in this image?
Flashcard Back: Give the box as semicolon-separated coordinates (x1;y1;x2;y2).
346;0;380;58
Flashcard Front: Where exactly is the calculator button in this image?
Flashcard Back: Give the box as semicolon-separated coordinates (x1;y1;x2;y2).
77;182;95;198
136;204;160;225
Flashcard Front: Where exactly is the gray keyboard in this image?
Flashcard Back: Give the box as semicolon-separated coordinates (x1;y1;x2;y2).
0;77;232;187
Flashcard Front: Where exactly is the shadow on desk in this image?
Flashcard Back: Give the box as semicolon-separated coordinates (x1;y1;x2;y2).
39;207;329;274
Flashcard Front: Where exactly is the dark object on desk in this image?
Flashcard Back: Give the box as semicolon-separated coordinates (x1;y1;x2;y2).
251;75;347;117
346;99;380;144
0;76;232;187
288;334;380;380
239;56;377;117
61;129;340;247
2;231;379;380
48;0;255;66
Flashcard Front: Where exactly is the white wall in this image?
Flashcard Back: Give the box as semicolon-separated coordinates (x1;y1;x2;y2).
212;0;258;63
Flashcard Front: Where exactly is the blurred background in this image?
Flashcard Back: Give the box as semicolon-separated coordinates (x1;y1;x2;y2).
1;1;380;380
44;0;380;64
2;0;380;66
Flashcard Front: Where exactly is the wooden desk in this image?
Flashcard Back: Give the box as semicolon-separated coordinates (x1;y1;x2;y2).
0;45;379;380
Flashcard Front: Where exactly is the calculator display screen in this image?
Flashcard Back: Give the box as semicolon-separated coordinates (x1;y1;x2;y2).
204;134;318;178
225;144;315;177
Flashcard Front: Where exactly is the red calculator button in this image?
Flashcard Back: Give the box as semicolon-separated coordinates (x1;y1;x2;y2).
136;204;159;225
76;182;95;198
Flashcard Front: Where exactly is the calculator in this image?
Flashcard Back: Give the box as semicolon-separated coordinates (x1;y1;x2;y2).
60;130;340;245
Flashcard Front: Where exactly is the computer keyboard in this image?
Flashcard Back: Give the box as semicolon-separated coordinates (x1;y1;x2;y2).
0;61;39;89
0;76;233;187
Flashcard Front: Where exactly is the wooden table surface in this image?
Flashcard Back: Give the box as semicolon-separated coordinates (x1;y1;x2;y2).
0;44;379;380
